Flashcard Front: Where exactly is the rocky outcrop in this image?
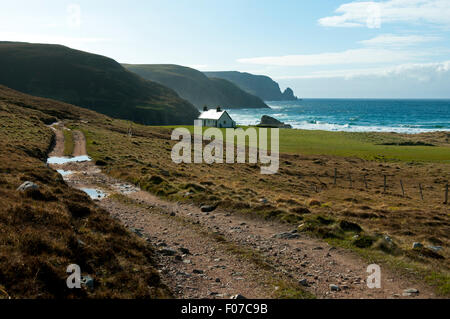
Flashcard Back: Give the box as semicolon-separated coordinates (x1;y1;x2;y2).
281;87;297;100
257;115;292;128
204;71;298;101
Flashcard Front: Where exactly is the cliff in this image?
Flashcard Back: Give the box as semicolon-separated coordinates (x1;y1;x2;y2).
204;71;298;101
123;64;269;109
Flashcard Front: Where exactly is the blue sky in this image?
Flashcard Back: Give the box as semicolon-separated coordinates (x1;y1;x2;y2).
1;0;450;98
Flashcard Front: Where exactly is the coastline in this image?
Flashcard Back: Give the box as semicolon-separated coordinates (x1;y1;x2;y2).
226;99;450;134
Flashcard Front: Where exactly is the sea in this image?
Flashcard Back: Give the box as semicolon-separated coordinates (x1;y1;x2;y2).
226;99;450;134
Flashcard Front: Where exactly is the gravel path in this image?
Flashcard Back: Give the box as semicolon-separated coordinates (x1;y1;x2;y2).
48;127;438;299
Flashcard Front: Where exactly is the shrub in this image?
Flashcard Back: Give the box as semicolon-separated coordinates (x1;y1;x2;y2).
339;220;362;233
352;235;375;248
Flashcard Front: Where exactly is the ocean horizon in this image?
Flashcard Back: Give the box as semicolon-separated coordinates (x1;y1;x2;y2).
226;99;450;134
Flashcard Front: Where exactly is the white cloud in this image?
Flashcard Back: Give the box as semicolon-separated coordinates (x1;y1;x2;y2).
67;4;82;28
273;60;450;80
360;34;441;47
237;48;427;67
319;0;450;28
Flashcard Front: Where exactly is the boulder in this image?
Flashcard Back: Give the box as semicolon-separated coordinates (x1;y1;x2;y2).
17;181;39;192
258;115;292;129
81;275;94;290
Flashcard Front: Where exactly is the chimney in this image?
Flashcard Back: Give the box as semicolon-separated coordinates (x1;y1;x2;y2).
203;105;208;112
216;106;222;112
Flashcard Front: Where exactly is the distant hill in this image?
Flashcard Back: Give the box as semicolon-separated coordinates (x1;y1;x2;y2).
123;64;269;109
0;42;199;125
204;71;298;101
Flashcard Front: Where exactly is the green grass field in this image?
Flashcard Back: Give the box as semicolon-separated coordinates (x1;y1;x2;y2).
164;125;450;163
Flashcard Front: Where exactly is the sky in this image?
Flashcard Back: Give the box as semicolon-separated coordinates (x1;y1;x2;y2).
1;0;450;98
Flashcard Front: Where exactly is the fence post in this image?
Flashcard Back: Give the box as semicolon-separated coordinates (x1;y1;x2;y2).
445;183;448;204
364;175;368;190
383;175;387;193
349;173;353;188
334;168;337;186
400;180;405;197
419;183;424;201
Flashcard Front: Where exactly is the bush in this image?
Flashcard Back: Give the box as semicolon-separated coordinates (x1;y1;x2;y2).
66;202;91;218
339;220;362;233
352;235;375;248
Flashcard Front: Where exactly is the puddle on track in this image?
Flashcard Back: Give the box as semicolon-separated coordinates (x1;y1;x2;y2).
57;169;74;176
47;155;91;164
80;188;107;200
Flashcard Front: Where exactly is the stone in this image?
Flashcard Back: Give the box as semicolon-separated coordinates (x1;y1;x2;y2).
193;269;204;274
299;279;309;287
427;245;443;252
81;275;94;289
77;239;86;246
412;242;423;249
17;181;39;192
159;248;177;256
179;247;191;255
402;288;419;296
230;294;246;299
329;284;341;292
201;204;217;213
384;235;393;243
272;232;300;239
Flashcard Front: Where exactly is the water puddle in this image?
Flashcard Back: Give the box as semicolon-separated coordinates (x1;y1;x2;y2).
47;155;92;164
80;188;107;200
57;169;73;176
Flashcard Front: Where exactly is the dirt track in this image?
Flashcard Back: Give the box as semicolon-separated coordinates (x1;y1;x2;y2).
48;125;438;299
72;130;87;156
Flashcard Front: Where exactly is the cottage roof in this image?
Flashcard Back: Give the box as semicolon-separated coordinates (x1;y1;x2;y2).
198;109;226;120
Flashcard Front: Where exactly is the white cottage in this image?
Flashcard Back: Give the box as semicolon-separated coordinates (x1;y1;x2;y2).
198;107;236;128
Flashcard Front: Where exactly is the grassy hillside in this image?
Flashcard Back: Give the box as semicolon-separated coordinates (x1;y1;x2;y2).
123;64;269;109
0;42;199;125
0;85;170;298
205;71;297;101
